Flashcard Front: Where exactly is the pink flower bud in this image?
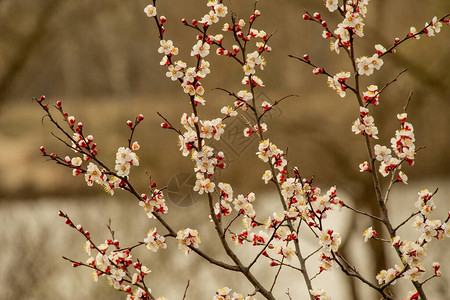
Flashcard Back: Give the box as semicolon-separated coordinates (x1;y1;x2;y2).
137;114;144;123
312;67;324;75
302;14;311;20
270;260;278;267
313;12;321;20
303;54;310;62
159;16;166;24
56;101;62;108
151;182;157;188
127;120;133;128
161;122;170;129
43;104;49;111
40;146;46;154
72;262;80;268
254;10;261;17
50;153;57;159
68;116;76;127
58;210;64;217
85;231;90;238
394;37;400;44
78;140;87;148
38;95;46;102
192;19;198;26
321;21;328;28
197;34;203;40
181;18;187;24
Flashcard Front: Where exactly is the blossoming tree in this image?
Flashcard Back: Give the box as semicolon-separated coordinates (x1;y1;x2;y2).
34;1;449;299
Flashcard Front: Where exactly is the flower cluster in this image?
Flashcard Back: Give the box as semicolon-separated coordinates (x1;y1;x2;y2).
36;99;147;196
327;71;350;97
375;112;415;178
317;0;368;53
58;211;154;300
309;288;331;300
355;54;384;76
363;85;379;105
115;147;139;177
390;113;416;165
233;193;256;218
139;189;168;218
212;287;257;300
144;228;167;252
319;229;342;253
176;228;201;255
351;107;379;139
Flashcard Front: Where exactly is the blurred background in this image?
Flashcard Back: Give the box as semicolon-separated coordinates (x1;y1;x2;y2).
0;0;449;299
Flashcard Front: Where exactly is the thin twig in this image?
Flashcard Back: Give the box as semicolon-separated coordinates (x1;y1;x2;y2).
341;202;384;222
182;279;190;300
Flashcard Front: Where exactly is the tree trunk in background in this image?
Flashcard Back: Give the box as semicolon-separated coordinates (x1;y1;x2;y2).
0;0;63;107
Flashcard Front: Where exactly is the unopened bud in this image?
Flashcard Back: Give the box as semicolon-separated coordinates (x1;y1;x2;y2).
72;262;80;268
38;95;46;102
68;116;76;127
137;114;144;123
303;54;310;62
313;12;321;20
40;146;46;154
192;19;198;26
127;120;133;128
394;37;400;44
302;14;311;20
312;67;324;75
56;101;62;108
159;16;166;24
181;18;187;24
